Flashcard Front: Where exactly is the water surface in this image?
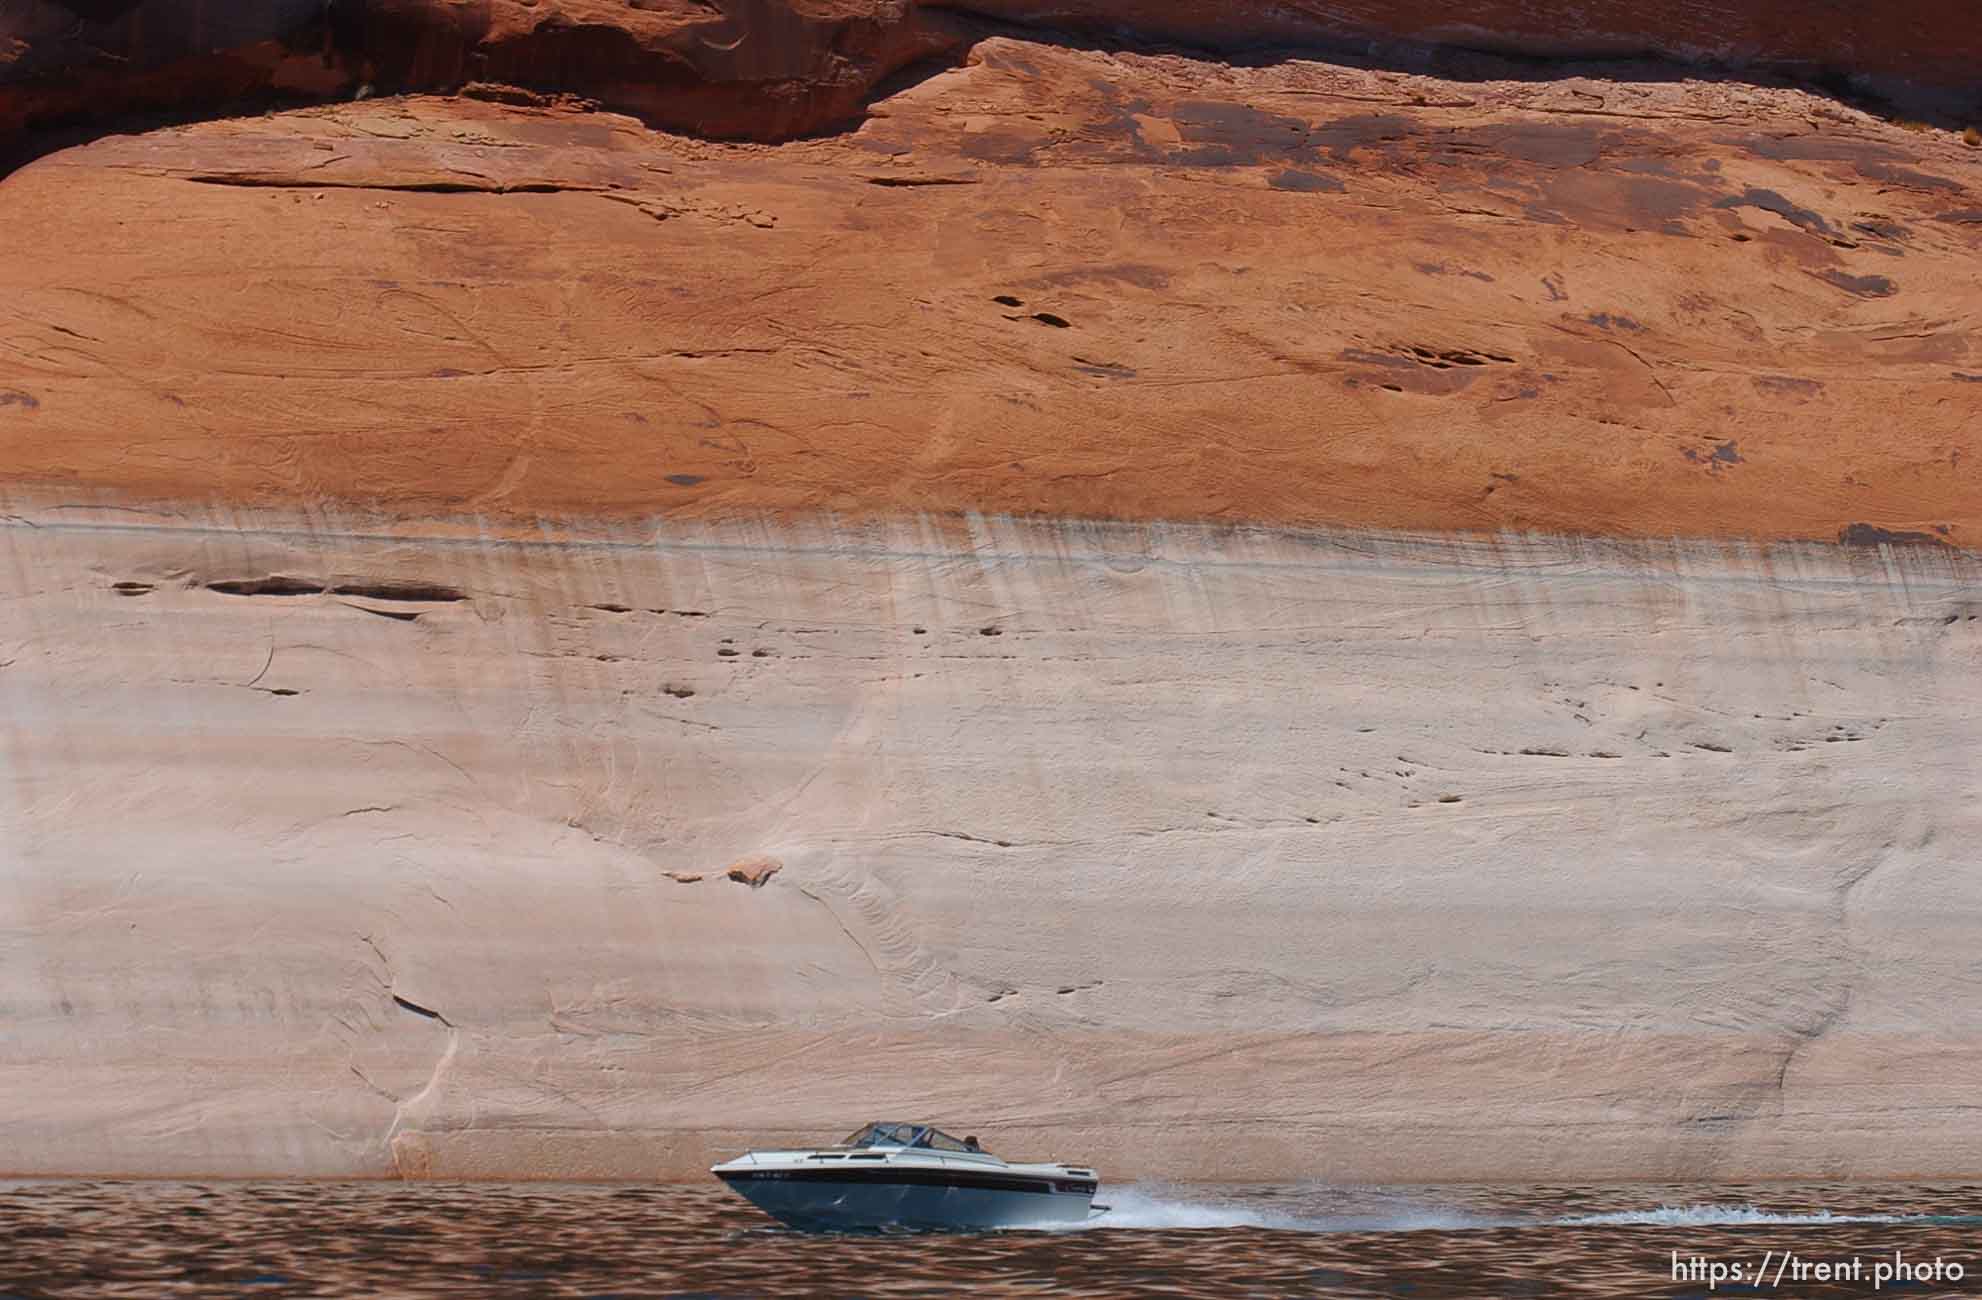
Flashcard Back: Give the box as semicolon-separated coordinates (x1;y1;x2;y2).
4;1179;1979;1296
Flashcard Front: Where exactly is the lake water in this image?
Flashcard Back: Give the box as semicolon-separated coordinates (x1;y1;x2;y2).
4;1179;1980;1297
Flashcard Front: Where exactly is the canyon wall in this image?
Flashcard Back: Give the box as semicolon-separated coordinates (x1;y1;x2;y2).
1;25;1980;1180
4;57;1978;540
5;504;1980;1180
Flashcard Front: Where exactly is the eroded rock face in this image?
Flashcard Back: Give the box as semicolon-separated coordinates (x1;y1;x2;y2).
4;0;1979;146
3;23;1980;1185
2;51;1976;541
4;503;1980;1179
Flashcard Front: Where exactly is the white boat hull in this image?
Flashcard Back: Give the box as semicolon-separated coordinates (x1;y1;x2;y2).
713;1127;1101;1233
717;1164;1096;1231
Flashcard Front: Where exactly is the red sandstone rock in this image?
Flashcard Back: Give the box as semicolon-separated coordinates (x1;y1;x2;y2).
1;53;1975;544
725;856;783;887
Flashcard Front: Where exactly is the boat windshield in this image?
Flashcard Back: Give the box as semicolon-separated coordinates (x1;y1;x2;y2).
838;1122;921;1148
921;1128;977;1152
837;1123;987;1153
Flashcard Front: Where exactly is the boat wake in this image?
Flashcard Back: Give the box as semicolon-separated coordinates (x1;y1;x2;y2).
1069;1187;1982;1234
1559;1205;1948;1227
1062;1184;1499;1233
1067;1186;1283;1231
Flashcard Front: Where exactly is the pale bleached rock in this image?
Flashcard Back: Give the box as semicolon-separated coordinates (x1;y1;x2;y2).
1;500;1977;1179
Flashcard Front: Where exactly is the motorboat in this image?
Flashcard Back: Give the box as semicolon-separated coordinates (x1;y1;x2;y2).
711;1122;1105;1232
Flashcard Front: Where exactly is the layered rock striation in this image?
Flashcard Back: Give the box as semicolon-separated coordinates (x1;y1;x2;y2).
1;22;1980;1181
5;503;1980;1180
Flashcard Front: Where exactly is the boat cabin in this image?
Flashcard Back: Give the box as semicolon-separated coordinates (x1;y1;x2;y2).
839;1122;985;1153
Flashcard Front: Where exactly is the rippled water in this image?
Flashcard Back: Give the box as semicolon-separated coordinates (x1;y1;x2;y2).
4;1179;1980;1297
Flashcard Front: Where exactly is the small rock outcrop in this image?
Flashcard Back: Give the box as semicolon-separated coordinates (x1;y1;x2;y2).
724;855;782;888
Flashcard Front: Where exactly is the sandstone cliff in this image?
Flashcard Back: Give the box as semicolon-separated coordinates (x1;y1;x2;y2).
4;56;1977;540
6;504;1980;1180
2;13;1980;1182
